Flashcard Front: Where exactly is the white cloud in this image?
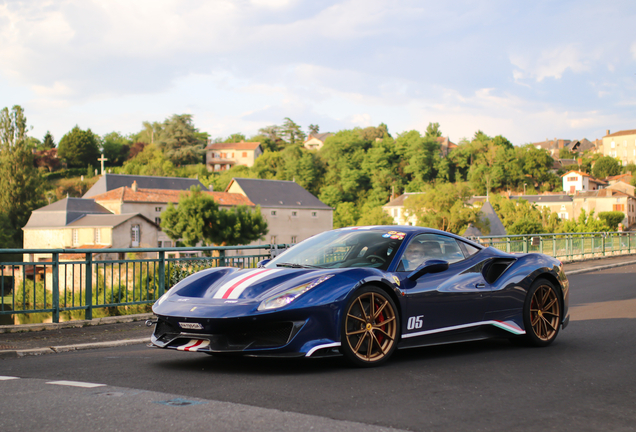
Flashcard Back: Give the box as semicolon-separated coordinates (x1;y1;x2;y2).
510;44;597;82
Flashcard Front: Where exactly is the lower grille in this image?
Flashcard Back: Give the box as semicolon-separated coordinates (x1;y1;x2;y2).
154;317;300;351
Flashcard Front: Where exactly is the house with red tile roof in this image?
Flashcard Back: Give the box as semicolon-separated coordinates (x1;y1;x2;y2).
561;170;606;195
90;181;254;249
205;141;263;171
573;189;636;228
303;133;333;151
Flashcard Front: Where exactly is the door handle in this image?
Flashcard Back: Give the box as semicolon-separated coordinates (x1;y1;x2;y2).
475;283;486;289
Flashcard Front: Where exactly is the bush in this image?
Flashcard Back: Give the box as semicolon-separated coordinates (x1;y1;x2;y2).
598;211;625;231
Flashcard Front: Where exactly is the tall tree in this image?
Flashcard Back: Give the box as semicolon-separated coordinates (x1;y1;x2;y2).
279;117;306;144
155;114;206;165
42;131;55;150
308;124;319;135
425;122;442;138
58;126;100;168
101;131;131;166
592;156;621;179
0;105;46;247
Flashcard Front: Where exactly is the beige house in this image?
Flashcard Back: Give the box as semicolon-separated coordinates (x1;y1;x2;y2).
89;181;255;249
205;141;263;171
22;197;158;262
382;193;423;225
510;194;574;221
303;133;333;151
83;173;206;198
602;129;636;166
225;178;332;247
573;189;636;228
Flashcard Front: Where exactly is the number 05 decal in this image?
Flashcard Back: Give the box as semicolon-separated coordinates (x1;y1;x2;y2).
407;315;423;330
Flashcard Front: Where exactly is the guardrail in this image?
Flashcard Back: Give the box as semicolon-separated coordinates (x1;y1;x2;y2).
467;231;636;261
0;244;287;325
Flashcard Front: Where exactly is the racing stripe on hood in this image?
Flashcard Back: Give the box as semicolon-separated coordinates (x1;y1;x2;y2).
213;269;283;299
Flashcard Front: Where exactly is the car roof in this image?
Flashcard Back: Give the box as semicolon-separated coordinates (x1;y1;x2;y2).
337;225;483;249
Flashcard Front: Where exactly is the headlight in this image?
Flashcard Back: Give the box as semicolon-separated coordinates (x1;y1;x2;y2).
258;275;334;311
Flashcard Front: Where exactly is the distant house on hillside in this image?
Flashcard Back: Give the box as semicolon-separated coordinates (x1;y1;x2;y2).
562;170;606;194
205;141;263;171
89;181;254;248
437;136;457;157
225;178;332;246
303;133;333;151
382;193;423;225
574;189;636;228
510;194;573;221
83;173;206;198
602;129;636;166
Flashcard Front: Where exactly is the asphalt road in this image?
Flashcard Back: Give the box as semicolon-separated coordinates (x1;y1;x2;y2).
1;265;635;432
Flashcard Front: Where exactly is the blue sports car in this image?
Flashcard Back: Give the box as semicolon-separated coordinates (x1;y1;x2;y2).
151;226;569;367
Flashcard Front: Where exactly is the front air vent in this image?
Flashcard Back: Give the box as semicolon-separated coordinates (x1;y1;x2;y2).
483;258;516;284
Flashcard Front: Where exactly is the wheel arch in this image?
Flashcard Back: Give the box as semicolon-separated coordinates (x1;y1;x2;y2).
355;280;404;334
531;270;565;323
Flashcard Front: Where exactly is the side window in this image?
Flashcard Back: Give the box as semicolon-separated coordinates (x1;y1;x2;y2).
459;241;481;258
399;234;466;271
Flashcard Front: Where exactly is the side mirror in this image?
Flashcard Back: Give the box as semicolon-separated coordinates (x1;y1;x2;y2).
257;259;271;268
407;259;449;281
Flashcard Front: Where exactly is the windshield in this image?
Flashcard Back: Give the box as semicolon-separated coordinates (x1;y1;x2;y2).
266;229;407;271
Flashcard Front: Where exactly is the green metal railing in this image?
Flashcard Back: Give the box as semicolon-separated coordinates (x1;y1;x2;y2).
467;231;636;261
0;244;285;324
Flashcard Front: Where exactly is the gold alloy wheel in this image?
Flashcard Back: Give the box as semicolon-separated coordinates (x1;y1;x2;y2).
345;291;397;362
529;284;561;341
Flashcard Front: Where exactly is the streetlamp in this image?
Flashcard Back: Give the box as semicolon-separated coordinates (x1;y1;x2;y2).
523;183;527;195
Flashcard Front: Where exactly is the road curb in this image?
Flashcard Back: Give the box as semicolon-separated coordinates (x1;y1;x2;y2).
0;313;155;334
566;259;636;275
10;337;152;357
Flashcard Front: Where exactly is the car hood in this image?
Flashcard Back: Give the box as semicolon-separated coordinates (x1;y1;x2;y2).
161;266;347;305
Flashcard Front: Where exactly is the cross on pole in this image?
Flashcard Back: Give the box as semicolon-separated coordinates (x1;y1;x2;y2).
98;153;108;175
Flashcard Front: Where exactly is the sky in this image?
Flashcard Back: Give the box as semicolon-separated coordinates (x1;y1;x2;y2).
1;0;636;146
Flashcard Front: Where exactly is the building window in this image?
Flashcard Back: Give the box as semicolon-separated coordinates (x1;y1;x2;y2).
624;140;627;147
242;152;247;157
567;176;577;181
155;207;162;212
291;211;298;217
72;229;79;246
291;236;297;243
611;141;615;148
311;211;317;217
231;152;234;158
271;210;277;216
131;224;140;247
155;217;161;229
613;204;625;212
94;228;100;244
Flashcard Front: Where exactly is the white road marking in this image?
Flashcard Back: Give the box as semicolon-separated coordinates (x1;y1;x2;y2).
46;380;106;388
0;376;20;380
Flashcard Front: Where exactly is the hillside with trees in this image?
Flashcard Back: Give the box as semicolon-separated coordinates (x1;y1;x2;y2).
1;104;631;249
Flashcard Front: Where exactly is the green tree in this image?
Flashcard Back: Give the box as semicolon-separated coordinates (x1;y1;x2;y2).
624;163;636;174
102;131;131;166
592;156;621;179
155;114;207;165
41;131;55;150
0;105;46;247
403;183;483;234
333;202;359;228
561;209;610;233
118;144;177;176
308;124;319;135
58;125;100;168
224;133;246;143
357;205;394;226
598;211;625;231
279;117;306;144
424;122;442;138
161;187;267;246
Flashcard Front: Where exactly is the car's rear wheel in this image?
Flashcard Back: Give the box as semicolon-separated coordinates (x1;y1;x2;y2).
523;279;561;346
341;286;399;367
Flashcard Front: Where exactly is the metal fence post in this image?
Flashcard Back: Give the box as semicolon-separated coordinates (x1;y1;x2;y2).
85;252;93;321
602;233;606;257
52;252;59;323
506;237;511;254
219;249;226;267
158;250;165;298
552;235;557;257
523;236;528;254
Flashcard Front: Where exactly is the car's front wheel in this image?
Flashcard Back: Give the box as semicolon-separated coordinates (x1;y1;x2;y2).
522;278;562;346
341;286;399;367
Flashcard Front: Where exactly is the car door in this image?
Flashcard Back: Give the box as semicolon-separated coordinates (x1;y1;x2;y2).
397;234;492;338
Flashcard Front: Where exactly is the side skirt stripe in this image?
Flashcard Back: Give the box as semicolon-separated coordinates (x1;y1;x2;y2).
402;320;525;339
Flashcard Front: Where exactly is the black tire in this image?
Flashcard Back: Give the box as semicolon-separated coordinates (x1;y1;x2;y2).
522;278;562;347
341;286;400;367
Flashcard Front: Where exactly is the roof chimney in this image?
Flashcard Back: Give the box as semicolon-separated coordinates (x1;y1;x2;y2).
607;130;610;136
209;184;214;192
131;181;138;192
